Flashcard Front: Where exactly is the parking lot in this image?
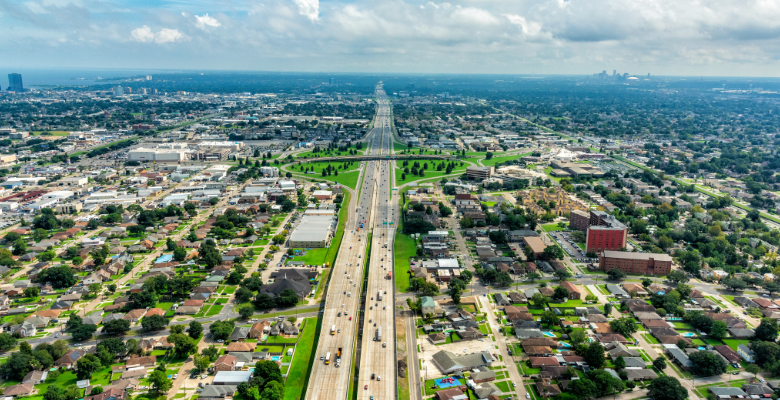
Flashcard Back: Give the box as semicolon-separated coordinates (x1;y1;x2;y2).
549;231;593;263
418;334;497;380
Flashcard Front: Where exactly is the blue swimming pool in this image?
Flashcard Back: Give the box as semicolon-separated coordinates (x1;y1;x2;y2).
681;332;696;337
271;356;281;362
156;254;173;263
559;342;572;348
542;332;556;337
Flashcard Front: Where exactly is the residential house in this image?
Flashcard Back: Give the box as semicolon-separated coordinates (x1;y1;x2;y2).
738;344;756;363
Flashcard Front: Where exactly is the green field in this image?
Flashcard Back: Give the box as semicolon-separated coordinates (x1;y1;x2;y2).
206;305;223;316
541;223;566;232
288;248;329;266
395;163;468;186
284;317;319;400
394;228;417;292
324;191;350;268
290;160;360;174
480;153;531;167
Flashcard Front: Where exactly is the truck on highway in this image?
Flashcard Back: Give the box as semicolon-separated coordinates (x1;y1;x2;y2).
360;223;364;228
378;289;383;301
336;348;342;367
330;325;336;335
325;352;331;365
375;326;382;341
387;271;392;279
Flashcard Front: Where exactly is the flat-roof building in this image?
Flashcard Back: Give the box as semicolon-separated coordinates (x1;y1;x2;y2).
599;251;673;276
288;214;334;248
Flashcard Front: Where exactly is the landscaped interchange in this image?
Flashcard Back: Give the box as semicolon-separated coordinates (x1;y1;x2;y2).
0;75;779;400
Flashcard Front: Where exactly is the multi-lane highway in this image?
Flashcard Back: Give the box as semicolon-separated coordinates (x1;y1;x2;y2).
306;85;397;400
356;91;396;400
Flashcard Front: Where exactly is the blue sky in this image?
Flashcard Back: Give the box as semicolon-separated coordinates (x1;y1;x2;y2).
2;0;780;76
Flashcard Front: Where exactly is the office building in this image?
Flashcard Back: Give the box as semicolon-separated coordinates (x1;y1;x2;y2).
466;166;494;180
7;74;23;92
599;251;673;276
113;86;124;96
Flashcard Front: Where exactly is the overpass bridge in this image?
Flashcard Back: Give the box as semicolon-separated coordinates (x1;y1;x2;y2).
293;154;457;162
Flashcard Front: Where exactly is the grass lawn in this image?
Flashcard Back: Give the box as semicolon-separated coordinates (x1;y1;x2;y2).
518;362;541;375
494;380;511;392
155;302;175;311
723;339;751;351
283;317;318;400
253;239;270;246
642;333;660;344
223;286;236;295
323;192;350;269
292;160;360;174
541;223;565;232
266;335;298;344
547;299;584;308
395;163;468;186
287;248;329;266
394;230;417;293
481;153;531;167
206;305;223;317
671;322;695;330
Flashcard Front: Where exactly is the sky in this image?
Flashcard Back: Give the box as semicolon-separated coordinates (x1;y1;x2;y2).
2;0;780;76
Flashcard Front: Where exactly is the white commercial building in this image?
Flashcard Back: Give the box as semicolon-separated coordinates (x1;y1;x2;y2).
128;145;191;162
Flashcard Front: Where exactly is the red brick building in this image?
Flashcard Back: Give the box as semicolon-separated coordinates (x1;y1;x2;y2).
599;251;673;276
586;225;627;252
570;210;590;232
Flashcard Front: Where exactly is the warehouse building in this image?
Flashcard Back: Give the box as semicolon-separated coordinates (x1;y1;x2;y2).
288;214;335;248
128;145;191;162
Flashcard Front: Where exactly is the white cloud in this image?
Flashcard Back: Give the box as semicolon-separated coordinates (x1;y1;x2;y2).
131;26;154;43
293;0;319;21
131;26;184;44
195;13;220;30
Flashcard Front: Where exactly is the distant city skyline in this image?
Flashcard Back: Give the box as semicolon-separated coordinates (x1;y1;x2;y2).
2;0;780;76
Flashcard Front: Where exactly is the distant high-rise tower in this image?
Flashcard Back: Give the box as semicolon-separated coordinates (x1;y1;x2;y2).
145;75;152;81
7;73;23;92
647;73;651;78
613;70;616;76
113;85;124;96
329;78;335;85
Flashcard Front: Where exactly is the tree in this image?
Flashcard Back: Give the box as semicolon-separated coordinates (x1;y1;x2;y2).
570;329;588;347
614;355;626;370
36;265;77;288
609;317;638;337
530;292;549;307
607;268;626;281
202;345;219;361
148;369;173;394
653;356;667;371
604;303;613;316
189;321;203;339
709;320;728;340
541;311;558;328
568;378;597;399
0;333;16;351
141;315;169;331
689;351;727;377
642;278;653;288
23;287;39;298
583;342;606;369
91;387;104;396
97;338;127;358
745;363;761;378
667;270;689;284
38;251;55;262
72;256;83;267
239;305;255;319
236;287;253;304
193;354;210;372
554;270;571;281
102;319;131;335
76;354;102;379
88;283;102;296
254;293;276;310
526;272;540;282
169;334;198;359
552;286;570;301
647;376;687;400
210;320;235;341
71;324;97;341
173;247;187;262
723;277;748;292
541;245;564;261
756;318;779;342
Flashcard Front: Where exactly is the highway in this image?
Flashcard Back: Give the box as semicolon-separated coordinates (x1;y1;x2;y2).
305;84;397;400
356;90;396;400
